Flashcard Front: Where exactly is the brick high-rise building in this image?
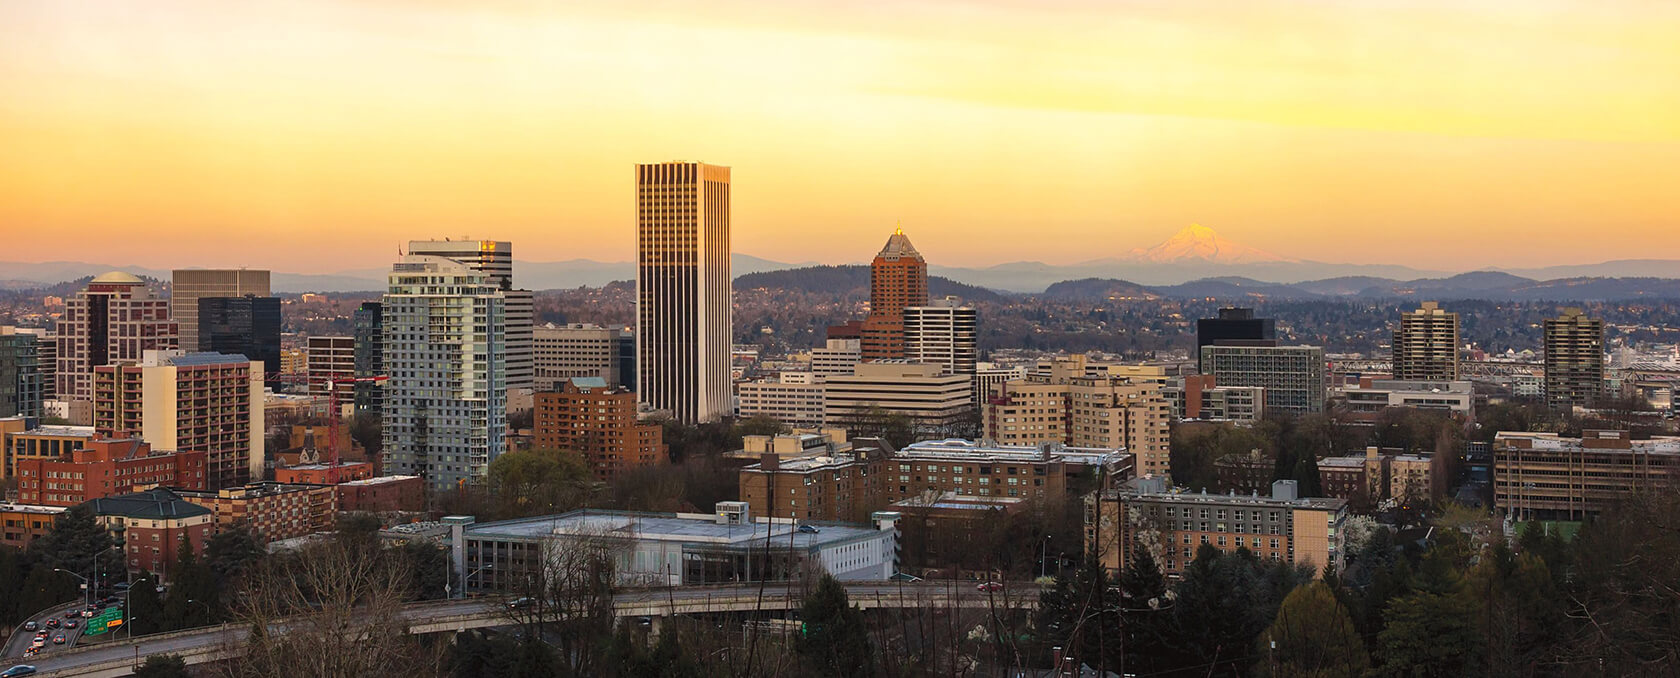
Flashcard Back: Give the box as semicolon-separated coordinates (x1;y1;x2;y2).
93;351;265;489
636;161;733;424
533;378;666;481
57;272;178;403
1544;308;1604;410
14;438;208;506
176;482;337;543
1393;301;1460;381
171;269;270;353
860;226;928;361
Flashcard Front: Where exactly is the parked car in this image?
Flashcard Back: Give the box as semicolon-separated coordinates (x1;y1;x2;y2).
1;665;39;677
975;581;1005;593
797;524;820;534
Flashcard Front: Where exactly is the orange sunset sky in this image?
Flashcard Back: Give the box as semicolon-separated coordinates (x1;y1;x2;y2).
2;0;1677;273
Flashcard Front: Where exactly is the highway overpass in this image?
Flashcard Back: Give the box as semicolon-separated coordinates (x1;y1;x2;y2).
19;581;1040;678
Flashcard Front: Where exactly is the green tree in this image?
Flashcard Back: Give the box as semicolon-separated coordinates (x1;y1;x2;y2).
161;535;220;629
487;447;595;519
1259;580;1368;677
205;522;265;583
132;653;191;678
25;505;122;594
126;568;167;636
16;564;72;620
397;540;450;601
796;574;876;678
733;414;787;438
1373;590;1481;678
0;546;23;624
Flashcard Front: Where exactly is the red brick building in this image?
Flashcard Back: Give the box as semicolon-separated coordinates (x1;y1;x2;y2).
860;228;928;361
13;438;208;506
176;482;336;543
275;461;374;485
336;475;425;513
533;378;666;481
84;487;212;578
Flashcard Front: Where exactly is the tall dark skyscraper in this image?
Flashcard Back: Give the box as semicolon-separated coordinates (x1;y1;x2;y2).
198;295;282;374
1196;307;1277;372
353;301;384;414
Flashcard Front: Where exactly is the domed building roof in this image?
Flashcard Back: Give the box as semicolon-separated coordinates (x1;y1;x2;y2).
90;271;145;285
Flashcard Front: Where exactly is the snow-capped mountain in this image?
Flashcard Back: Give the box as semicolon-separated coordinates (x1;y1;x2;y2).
1117;224;1293;264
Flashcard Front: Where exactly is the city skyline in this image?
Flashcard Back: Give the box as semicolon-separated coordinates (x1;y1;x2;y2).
3;0;1678;272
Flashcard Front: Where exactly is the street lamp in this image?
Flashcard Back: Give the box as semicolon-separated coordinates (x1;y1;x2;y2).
1039;535;1052;580
125;576;155;639
457;563;492;600
52;568;91;607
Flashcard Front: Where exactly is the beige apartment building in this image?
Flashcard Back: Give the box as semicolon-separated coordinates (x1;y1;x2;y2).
1089;477;1346;578
1494;430;1680;521
823;361;972;433
981;356;1172;478
1393;301;1460;381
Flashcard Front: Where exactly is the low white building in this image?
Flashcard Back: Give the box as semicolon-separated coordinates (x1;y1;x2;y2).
449;503;900;591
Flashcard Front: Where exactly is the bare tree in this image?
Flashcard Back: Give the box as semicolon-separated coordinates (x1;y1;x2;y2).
216;539;444;678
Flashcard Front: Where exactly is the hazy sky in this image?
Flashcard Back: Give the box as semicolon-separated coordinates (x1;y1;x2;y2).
3;0;1677;273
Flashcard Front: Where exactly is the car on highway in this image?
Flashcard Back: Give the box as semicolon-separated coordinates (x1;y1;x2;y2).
64;619;79;629
975;581;1005;593
1;665;38;677
507;597;535;610
27;638;43;649
20;621;36;632
43;619;58;629
63;610;77;619
50;636;65;646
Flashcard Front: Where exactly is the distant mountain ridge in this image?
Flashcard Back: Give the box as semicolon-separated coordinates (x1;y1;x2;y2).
734;266;1005;303
1041;271;1680;302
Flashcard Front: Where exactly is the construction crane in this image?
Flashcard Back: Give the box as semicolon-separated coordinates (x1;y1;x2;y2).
323;375;388;482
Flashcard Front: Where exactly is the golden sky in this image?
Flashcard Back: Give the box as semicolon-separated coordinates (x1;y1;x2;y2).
2;0;1677;272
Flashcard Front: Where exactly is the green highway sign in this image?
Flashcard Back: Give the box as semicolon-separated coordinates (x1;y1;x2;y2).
83;606;124;636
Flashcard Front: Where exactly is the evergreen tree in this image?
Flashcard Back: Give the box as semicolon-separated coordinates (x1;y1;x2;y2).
132;653;191;678
1373;589;1481;678
1259;580;1368;677
204;522;264;583
16;564;72;619
0;546;24;624
25;505;122;595
796;574;876;678
126;567;167;636
161;535;220;629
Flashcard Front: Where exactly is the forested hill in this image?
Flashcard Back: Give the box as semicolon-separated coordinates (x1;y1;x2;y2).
734;265;1007;302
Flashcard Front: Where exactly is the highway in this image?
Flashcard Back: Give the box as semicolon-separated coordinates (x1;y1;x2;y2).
14;581;1040;677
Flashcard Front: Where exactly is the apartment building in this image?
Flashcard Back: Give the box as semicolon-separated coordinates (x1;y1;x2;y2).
306;336;355;401
982;355;1172;478
93;351;265;489
1;327;43;418
1089;477;1346;578
1544;308;1605;409
1393;302;1460;381
13;438;208;506
1199;345;1326;415
532;377;666;481
810;338;862;377
903;297;978;376
739;437;1132;522
176;482;338;543
1164;375;1265;422
85;487;213;577
1317;447;1446;508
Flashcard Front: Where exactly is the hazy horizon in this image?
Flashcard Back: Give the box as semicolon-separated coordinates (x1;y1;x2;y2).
4;0;1678;273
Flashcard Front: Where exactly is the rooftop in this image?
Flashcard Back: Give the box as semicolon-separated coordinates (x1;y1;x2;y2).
465;509;886;549
90;271;145;285
0;503;68;516
1109;483;1346;511
84;487;212;520
340;475;422;487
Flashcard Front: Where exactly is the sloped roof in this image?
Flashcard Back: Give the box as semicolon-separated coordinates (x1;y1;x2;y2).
83;487;211;520
876;226;922;261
